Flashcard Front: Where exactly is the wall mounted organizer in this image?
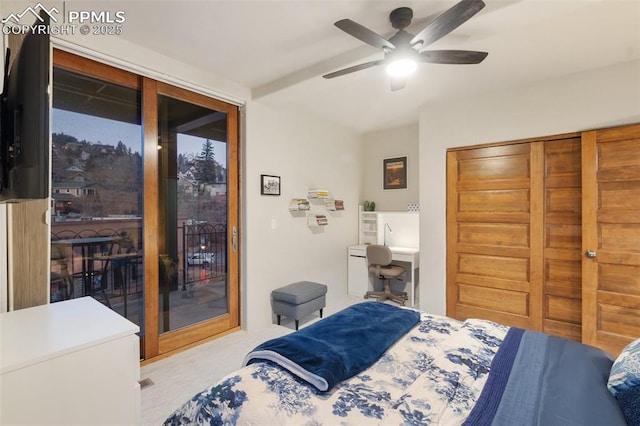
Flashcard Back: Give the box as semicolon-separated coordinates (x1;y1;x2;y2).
289;189;344;228
308;189;330;199
307;213;328;227
289;198;310;211
326;199;344;211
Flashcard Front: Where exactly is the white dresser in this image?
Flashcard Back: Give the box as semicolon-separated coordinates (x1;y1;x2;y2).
0;297;141;425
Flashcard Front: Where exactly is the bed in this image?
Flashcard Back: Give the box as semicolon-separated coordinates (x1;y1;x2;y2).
164;302;639;425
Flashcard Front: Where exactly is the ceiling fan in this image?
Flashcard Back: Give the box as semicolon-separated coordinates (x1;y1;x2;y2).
323;0;488;91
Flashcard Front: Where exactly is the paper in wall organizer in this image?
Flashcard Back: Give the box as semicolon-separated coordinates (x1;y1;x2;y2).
289;199;310;211
307;213;328;226
308;189;330;199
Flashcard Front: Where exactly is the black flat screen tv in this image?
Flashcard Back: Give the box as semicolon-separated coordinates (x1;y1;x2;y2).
0;14;50;202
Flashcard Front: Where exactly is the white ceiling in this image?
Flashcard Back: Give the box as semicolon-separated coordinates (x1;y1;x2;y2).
114;0;640;133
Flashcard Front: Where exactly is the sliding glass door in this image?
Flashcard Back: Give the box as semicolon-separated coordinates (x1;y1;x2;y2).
51;50;240;361
153;83;240;355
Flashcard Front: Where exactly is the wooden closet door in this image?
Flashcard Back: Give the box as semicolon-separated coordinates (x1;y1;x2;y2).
582;123;640;356
447;143;544;329
542;138;583;341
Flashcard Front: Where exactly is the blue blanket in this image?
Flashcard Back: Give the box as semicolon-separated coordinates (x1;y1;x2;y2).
464;329;627;426
242;302;420;392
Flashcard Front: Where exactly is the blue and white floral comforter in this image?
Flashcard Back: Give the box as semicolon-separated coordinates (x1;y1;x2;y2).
165;312;509;425
165;306;628;425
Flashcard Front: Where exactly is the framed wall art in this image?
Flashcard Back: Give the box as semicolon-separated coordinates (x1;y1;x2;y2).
383;156;408;190
261;174;281;195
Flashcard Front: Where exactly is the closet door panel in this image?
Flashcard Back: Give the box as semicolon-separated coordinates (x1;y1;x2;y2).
456;144;531;183
543;138;582;342
458;253;530;282
447;144;543;330
583;124;640;356
546;295;582;322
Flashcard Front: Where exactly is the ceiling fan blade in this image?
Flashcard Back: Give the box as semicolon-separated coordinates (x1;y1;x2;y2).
410;0;485;49
419;50;488;64
390;78;406;92
322;60;384;79
335;19;396;51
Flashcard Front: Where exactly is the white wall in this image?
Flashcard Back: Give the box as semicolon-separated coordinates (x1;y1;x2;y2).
362;124;419;211
243;101;362;331
375;212;419;249
418;59;640;315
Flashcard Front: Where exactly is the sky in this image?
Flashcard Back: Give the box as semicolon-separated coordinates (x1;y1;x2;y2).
52;108;228;168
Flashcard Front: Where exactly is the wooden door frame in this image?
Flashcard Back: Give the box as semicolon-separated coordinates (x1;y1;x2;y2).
142;78;160;357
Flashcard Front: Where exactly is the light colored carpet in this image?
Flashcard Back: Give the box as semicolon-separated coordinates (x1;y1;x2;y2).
140;293;363;425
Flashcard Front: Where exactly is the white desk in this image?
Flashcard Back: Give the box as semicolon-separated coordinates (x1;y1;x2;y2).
348;245;420;307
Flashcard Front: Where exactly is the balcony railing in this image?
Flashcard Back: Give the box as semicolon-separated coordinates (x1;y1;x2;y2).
50;220;228;323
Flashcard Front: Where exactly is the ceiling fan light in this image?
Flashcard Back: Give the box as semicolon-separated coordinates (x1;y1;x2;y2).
385;58;417;78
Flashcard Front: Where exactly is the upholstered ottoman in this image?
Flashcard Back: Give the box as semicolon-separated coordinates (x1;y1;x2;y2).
271;281;327;330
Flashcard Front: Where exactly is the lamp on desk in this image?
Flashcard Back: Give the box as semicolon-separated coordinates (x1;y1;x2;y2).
384;223;392;246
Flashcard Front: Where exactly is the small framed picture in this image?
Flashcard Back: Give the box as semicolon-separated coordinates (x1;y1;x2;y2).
383;156;408;190
261;174;281;196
